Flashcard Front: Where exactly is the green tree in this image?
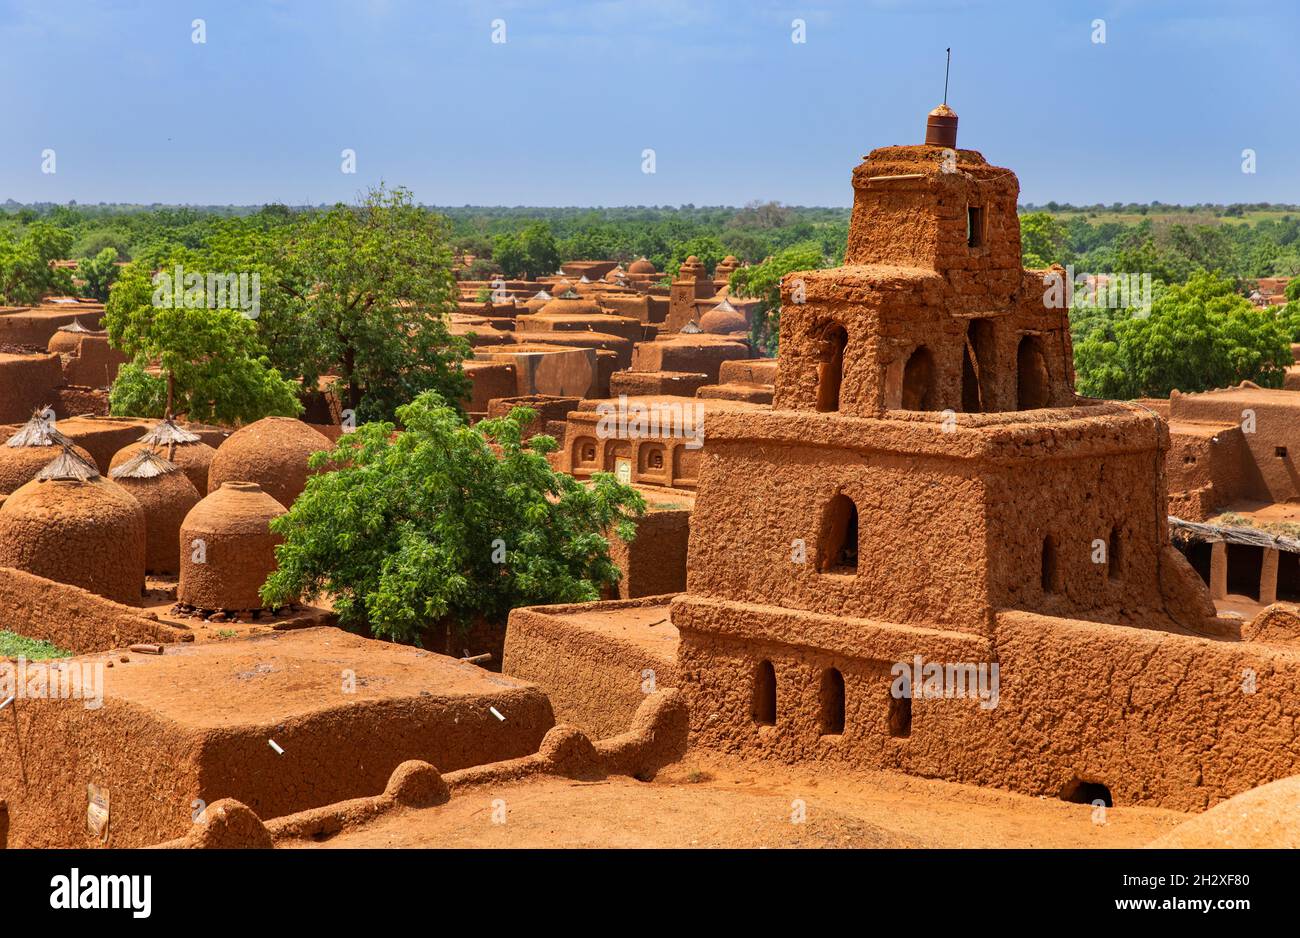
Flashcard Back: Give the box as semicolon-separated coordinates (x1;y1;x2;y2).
278;186;471;421
0;222;74;304
493;221;560;280
76;247;121;301
664;235;726;279
261;393;646;643
1020;212;1071;267
1073;270;1291;398
103;263;302;423
730;241;826;355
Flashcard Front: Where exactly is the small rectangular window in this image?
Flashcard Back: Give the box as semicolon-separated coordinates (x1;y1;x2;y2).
967;207;984;248
1276;446;1288;458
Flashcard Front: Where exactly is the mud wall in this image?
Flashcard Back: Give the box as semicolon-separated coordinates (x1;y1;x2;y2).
674;595;1300;812
1166;423;1249;521
607;508;690;599
1170;389;1300;505
685;405;1193;635
0;567;187;654
504;599;679;739
0;353;64;423
0;667;553;848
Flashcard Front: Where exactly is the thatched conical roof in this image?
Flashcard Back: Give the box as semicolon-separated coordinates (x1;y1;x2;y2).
137;418;202;447
36;445;101;482
5;410;70;449
57;318;93;334
110;448;178;480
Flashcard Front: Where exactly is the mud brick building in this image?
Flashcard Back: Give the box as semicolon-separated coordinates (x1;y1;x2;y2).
510;106;1300;812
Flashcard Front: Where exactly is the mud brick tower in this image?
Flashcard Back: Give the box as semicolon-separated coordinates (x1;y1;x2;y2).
669;108;1300;810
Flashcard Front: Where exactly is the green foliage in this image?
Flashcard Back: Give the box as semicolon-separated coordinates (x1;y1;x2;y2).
663;235;726;279
1072;271;1292;399
494;221;560;281
76;247;121;300
261;393;646;643
0;630;71;660
271;185;471;422
729;241;827;356
0;222;74;304
1020;212;1071;267
458;257;499;281
103;263;302;423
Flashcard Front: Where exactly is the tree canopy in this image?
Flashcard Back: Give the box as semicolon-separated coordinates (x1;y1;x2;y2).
493;221;560;281
260;393;646;643
1072;271;1292;399
103;262;302;424
75;246;121;301
729;241;828;356
0;222;73;304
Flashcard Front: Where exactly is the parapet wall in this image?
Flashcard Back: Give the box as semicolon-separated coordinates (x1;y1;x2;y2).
0;566;188;654
504;597;679;739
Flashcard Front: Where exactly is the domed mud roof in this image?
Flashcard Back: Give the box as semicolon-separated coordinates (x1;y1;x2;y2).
178;481;288;611
206;417;332;508
0;413;97;494
699;297;747;334
182;480;286;536
109;449;201;576
539;292;605;318
0;445;146;604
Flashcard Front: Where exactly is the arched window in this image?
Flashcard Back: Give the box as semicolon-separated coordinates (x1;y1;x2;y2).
1041;534;1061;594
1016;335;1050;410
889;694;912;738
816;324;848;412
900;345;937;411
1107;525;1122;581
752;660;777;726
819;493;858;574
819;668;845;736
961;319;995;413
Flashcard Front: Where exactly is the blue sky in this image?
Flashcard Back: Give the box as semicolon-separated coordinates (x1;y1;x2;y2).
3;0;1295;207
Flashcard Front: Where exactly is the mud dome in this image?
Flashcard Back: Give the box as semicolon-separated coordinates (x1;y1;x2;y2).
0;464;146;605
206;416;332;507
0;419;97;495
111;420;219;496
178;481;286;611
110;450;202;575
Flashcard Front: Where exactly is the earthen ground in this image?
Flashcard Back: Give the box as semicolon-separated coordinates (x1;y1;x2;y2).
281;752;1184;849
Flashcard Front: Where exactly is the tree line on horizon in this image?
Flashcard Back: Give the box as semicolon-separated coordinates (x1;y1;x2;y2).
4;197;1300;401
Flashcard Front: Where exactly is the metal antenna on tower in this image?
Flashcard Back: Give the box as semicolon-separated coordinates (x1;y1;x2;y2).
943;48;951;105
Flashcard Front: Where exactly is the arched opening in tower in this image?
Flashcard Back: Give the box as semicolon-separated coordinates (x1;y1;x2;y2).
961;318;995;413
819;667;846;736
1016;335;1051;410
1107;525;1123;582
900;345;937;411
1041;534;1061;594
816;323;848;413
